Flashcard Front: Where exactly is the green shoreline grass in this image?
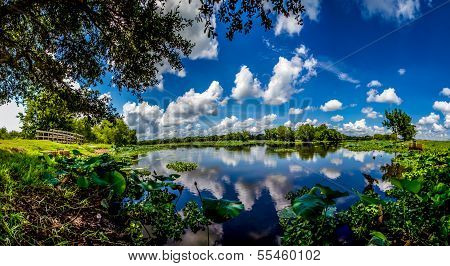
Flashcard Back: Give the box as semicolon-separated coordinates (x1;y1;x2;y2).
0;139;111;156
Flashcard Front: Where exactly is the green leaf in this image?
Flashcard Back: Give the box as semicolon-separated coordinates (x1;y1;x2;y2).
291;194;326;219
278;207;297;219
43;153;56;166
76;176;89;188
91;172;109;186
105;171;126;195
100;199;109;209
72;149;82;156
167;183;184;193
139;180;165;191
313;184;349;204
202;198;244;223
357;192;385;205
390;178;422;194
43;171;59;186
368;231;390;246
168;174;181;180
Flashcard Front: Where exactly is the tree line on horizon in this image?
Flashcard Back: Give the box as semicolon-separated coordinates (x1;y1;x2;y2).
0;108;416;146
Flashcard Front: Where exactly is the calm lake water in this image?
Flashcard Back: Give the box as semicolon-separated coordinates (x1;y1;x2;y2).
135;144;394;246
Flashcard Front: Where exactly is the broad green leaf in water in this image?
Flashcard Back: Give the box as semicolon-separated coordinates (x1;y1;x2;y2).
291;194;326;219
357;192;385;205
167;183;184;193
153;174;180;181
390;178;422;194
313;184;349;204
202;198;244;223
368;231;390;246
168;174;181;180
105;171;126;195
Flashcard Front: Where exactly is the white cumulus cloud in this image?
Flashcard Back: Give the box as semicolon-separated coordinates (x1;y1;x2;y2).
417;112;440;125
209;114;277;135
432;123;445;132
123;81;226;140
303;0;322;21
331;115;344;122
358;0;421;22
320;99;343;112
440;88;450;97
433;101;450;114
231;65;263;102
263;45;317;105
339;118;387;136
366;88;402;105
274;13;302;36
164;0;218;60
161;81;223;127
289;108;304;115
361;106;382;119
367;80;382;88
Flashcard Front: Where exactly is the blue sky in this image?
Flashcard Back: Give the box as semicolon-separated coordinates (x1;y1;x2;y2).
1;0;449;140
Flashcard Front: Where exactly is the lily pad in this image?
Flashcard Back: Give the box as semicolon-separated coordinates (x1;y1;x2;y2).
291;193;326;219
390;178;422;194
202;198;244;223
368;231;390;246
105;171;126;195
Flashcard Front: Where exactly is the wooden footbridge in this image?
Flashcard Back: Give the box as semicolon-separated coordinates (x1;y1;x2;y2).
35;129;84;144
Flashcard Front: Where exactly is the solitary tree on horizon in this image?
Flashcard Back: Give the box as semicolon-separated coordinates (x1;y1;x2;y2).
382;109;416;141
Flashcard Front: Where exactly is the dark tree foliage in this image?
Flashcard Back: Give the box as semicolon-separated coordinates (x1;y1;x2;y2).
0;0;305;106
0;127;21;139
18;90;116;138
197;0;305;40
382;109;416;141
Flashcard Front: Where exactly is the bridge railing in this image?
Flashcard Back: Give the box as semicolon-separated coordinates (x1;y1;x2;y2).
35;129;84;144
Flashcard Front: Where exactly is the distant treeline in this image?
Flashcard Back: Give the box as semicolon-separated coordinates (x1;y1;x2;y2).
1;123;397;146
138;124;396;145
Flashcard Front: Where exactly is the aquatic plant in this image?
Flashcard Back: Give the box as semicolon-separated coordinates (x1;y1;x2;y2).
166;161;198;172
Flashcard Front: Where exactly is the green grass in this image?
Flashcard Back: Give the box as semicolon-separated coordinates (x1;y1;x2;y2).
342;140;450;153
0;139;111;156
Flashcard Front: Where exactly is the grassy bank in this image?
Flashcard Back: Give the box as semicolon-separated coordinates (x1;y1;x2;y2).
343;140;450;153
0;139;111;156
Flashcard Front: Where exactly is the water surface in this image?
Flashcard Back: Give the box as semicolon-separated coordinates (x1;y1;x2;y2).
136;144;393;246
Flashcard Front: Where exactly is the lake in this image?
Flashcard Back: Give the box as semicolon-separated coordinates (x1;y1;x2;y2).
135;144;394;246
